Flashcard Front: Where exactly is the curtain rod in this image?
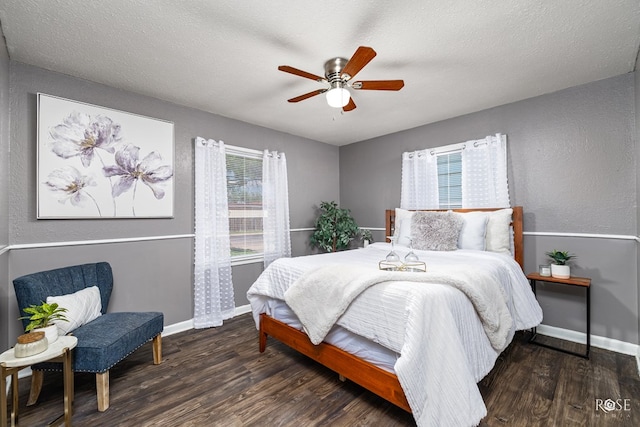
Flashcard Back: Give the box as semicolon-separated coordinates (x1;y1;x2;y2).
406;139;489;158
264;150;284;159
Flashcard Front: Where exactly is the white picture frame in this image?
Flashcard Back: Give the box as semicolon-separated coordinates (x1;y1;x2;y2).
37;93;175;218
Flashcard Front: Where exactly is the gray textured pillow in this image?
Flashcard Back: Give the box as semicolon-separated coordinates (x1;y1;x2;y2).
410;211;463;251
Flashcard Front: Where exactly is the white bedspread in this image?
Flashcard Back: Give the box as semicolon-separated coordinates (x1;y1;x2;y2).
284;264;513;351
247;243;542;427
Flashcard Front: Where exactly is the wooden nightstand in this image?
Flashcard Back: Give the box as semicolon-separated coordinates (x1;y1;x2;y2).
526;273;591;359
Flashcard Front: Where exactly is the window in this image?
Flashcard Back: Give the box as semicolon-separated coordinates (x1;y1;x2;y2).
437;151;462;209
401;134;509;210
226;147;263;259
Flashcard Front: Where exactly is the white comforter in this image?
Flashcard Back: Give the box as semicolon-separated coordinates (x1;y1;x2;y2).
247;243;542;427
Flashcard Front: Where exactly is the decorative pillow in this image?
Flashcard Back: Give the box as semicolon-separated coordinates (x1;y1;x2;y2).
46;286;102;335
455;211;489;250
485;208;513;254
410;211;463;251
393;208;414;247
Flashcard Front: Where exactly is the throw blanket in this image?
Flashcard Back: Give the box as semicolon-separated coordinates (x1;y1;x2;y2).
284;264;513;351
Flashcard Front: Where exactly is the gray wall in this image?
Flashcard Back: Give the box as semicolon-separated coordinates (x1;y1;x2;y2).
3;57;639;350
5;61;339;347
636;55;640;349
340;73;639;345
0;25;10;350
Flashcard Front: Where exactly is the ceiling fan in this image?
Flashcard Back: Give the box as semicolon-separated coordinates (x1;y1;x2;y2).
278;46;404;112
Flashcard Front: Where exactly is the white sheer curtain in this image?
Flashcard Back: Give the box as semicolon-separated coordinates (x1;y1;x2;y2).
193;137;235;328
461;133;510;208
400;148;439;209
262;150;291;268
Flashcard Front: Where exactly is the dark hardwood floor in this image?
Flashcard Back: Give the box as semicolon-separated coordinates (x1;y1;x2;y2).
7;314;640;426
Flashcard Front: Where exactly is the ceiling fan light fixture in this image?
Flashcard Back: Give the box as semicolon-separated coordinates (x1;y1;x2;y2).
278;46;403;112
326;84;350;108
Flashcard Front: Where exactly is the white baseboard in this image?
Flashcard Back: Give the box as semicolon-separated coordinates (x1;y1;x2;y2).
15;312;635;385
161;318;194;337
163;313;640;371
537;324;640;377
234;304;252;316
161;304;251;337
11;305;254;386
536;324;639;356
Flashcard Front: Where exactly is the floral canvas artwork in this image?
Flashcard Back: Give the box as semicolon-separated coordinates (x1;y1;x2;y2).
37;94;175;218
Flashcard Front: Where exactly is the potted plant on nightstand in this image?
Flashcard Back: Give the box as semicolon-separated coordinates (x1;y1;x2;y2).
545;250;576;279
19;302;68;344
360;229;373;247
310;201;360;252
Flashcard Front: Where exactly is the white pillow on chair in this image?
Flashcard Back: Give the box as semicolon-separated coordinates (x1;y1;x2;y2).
47;286;102;335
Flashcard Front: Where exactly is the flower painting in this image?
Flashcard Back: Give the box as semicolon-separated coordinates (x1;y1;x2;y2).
37;94;174;218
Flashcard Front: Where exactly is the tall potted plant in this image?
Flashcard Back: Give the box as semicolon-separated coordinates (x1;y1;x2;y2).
310;201;360;252
545;250;576;279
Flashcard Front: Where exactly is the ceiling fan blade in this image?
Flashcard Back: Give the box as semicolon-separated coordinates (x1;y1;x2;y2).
278;65;325;82
343;97;356;112
287;89;326;103
341;46;377;80
351;80;405;91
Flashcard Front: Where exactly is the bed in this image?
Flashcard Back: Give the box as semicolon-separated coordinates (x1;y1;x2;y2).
247;206;542;426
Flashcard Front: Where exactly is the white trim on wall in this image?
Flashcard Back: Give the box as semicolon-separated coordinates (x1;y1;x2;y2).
524;231;637;240
4;230;639;373
366;230;637;240
4;228;318;252
9;234;195;250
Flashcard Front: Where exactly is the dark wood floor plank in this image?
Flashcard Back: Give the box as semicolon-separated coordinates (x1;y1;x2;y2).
547;355;591;426
6;314;640;426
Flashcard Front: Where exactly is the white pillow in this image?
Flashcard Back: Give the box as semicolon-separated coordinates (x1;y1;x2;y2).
455;211;489;250
47;286;102;335
393;208;414;247
485;208;513;254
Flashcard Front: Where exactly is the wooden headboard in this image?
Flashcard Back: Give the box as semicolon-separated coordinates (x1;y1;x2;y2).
385;206;524;270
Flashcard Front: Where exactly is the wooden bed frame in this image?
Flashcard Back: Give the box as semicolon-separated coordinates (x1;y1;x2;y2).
258;206;524;413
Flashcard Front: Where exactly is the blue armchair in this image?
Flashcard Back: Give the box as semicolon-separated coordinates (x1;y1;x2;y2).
13;262;163;411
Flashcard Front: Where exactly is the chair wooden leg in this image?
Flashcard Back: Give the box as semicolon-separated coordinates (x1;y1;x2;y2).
26;370;43;406
96;371;109;412
152;335;162;365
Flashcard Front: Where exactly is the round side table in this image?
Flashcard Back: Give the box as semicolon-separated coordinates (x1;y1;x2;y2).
0;335;77;427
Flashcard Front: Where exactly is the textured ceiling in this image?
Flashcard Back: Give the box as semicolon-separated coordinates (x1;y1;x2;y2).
1;0;639;146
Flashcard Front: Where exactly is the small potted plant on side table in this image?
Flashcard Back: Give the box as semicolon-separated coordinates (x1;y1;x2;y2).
545;250;576;279
360;229;373;247
19;302;68;344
